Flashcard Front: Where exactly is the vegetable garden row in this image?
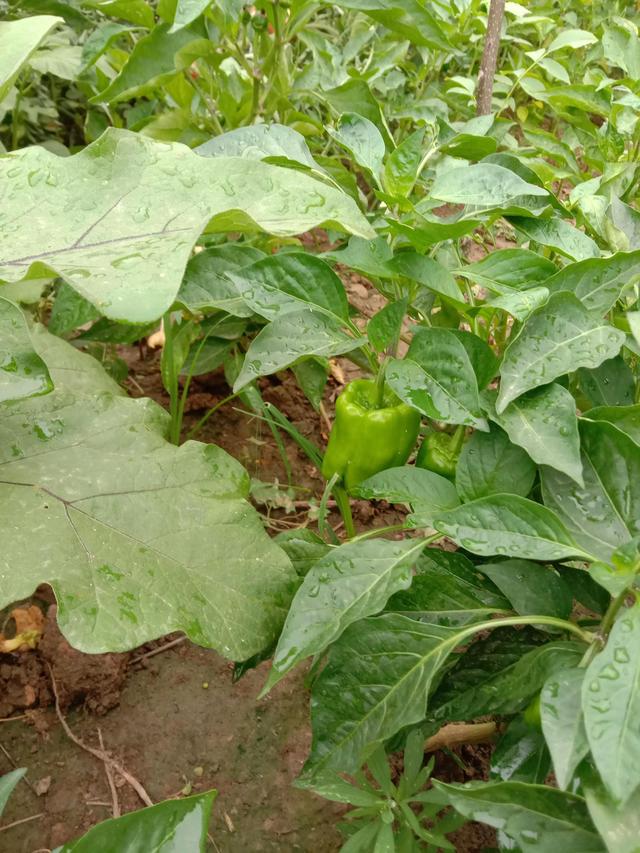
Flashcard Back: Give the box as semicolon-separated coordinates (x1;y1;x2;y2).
1;0;639;849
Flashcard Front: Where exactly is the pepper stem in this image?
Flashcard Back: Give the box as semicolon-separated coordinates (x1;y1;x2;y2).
334;484;355;539
375;357;389;409
450;424;466;454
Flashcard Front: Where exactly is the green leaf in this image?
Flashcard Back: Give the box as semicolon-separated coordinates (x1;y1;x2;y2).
541;419;640;563
430;164;548;208
583;602;640;804
233;309;362;392
496;293;625;413
479;559;572;620
388;253;465;306
387;329;487;429
274;529;329;577
509;216;599;262
487;384;583;484
458;248;557;292
584;404;640;446
456;425;536;502
0;328;295;657
0;769;25;818
367;298;406;353
335;0;451;50
228;253;349;322
81;0;154;27
298;614;467;781
383;128;424;197
171;0;212;30
490;717;550;783
386;549;510;626
49;282;101;336
545;250;640;316
196;124;320;171
546;85;611;118
292;358;329;412
585;772;640;853
578;356;636;408
175;246;264;317
434;495;589;561
53;790;216;852
263;539;425;693
0;297;53;403
0;129;371;323
91;23;205;104
432;781;603;852
430;630;584;721
353;466;460;527
540;668;589;790
487;287;550;321
329;113;386;182
547;28;598;52
602;20;640;79
0;15;62;103
323;80;391;145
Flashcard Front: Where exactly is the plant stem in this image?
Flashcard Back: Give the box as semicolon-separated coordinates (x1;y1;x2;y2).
333;484;355;539
580;587;631;667
375;356;389;409
459;614;594;647
162;312;181;445
348;523;420;543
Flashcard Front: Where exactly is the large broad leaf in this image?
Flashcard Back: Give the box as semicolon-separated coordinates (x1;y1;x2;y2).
496;293;625;412
583;602;640;805
298;614;467;781
541;667;589;790
353;466;459;527
545;250;640;316
0;328;296;657
196;124;320;171
434;495;591;561
263;539;425;692
0;296;52;403
430;632;584;721
0;15;62;103
432;781;603;852
386;549;510;627
0;769;25;818
53;790;216;852
387;329;488;429
232;309;363;391
458;248;557;292
579;356;636;409
478;559;572;620
227;253;349;322
541;419;640;562
487;384;583;484
455;425;536;502
0;129;372;323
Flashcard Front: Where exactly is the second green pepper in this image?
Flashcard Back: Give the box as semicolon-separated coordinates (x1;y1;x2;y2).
322;379;421;491
415;426;466;480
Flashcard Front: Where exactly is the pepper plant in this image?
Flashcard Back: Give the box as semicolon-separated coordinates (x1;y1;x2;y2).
1;2;640;852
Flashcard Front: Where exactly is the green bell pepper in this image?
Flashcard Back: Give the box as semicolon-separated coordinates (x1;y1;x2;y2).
415;426;465;480
322;379;420;491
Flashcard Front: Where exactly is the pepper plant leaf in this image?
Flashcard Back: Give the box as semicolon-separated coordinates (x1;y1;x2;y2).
583;602;640;805
456;425;537;502
540;667;589;791
585;772;640;853
170;0;212;31
53;790;217;852
545;250;640;316
0;15;62;103
434;495;592;561
353;466;459;526
0;128;373;323
486;384;583;484
496;293;625;413
0;296;53;403
478;560;572;620
541;419;640;563
263;539;426;693
432;781;603;852
0;769;25;818
0;327;296;658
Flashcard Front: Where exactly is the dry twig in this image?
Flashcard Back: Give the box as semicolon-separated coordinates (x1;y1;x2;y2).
130;636;187;665
425;721;498;752
98;727;120;818
46;663;153;807
0;813;44;833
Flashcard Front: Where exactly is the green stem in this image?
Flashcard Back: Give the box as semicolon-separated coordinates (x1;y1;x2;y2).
376;356;389;409
450;424;466;455
333;484;355;539
459;614;594;648
580;587;631;667
350;528;439;545
162;312;181;445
